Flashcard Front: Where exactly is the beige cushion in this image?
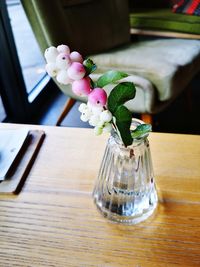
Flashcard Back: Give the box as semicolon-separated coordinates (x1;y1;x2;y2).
91;39;200;102
59;38;200;114
58;74;157;114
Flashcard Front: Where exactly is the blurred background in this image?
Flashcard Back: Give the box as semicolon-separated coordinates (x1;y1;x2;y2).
0;0;200;134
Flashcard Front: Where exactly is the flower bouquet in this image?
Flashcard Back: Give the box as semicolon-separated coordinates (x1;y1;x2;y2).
44;44;151;147
44;44;157;224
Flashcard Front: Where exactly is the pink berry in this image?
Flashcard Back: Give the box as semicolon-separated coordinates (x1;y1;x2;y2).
72;77;91;96
70;51;83;63
67;62;86;80
88;88;107;107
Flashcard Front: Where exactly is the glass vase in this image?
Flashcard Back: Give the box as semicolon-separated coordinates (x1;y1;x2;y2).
93;119;158;224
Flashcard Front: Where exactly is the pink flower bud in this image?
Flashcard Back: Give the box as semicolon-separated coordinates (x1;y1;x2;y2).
67;62;86;80
72;77;91;96
57;44;70;54
88;88;107;107
70;51;83;63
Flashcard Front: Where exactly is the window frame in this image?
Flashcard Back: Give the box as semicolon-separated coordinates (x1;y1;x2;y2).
0;0;55;123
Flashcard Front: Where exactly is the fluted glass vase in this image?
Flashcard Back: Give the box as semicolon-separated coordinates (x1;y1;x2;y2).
93;119;158;224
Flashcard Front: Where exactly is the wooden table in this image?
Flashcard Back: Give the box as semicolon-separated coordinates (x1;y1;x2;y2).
0;123;200;267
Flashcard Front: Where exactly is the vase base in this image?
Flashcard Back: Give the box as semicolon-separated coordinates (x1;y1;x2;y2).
93;197;158;225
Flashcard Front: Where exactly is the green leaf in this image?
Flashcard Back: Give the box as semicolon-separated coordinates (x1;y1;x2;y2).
96;70;128;88
114;105;133;147
108;82;136;114
131;124;152;139
83;58;97;75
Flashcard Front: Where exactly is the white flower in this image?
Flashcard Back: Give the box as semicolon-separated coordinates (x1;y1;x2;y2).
70;51;83;63
80;109;92;122
56;70;71;85
56;53;71;70
57;44;70;54
96;120;105;128
80;114;88;122
44;46;58;63
103;123;112;133
100;110;112;123
92;106;104;115
87;102;104;115
45;63;58;77
89;115;100;126
78;103;88;113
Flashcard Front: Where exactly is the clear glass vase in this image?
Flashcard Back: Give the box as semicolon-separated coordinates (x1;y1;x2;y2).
93;119;158;224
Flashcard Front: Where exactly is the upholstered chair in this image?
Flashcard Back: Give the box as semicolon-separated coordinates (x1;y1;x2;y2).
21;0;200;125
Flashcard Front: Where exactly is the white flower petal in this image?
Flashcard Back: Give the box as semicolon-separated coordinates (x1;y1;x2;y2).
80;114;89;122
89;115;100;126
45;63;58;77
44;47;58;63
56;70;71;85
78;103;88;113
100;110;113;123
91;106;104;115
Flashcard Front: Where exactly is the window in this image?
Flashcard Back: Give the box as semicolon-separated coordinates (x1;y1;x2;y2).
0;96;6;121
0;0;54;123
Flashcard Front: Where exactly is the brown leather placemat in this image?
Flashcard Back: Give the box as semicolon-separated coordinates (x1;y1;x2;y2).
0;130;45;194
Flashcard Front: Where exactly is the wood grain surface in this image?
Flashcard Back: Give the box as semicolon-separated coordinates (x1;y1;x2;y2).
0;123;200;267
0;130;45;194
